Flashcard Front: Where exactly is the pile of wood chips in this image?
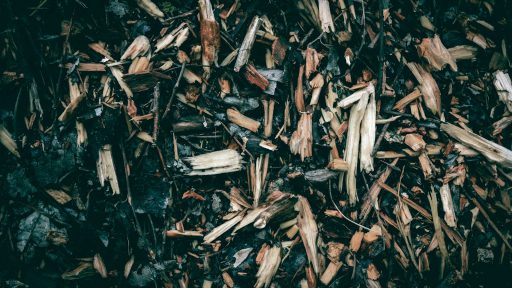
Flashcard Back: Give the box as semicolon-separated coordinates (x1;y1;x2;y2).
1;0;512;287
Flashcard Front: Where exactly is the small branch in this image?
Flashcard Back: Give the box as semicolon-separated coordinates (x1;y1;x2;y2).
163;63;186;119
152;82;160;143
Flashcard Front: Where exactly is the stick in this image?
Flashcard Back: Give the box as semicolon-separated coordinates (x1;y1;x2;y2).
359;158;398;222
234;16;262;72
163;63;186;119
152;82;160;143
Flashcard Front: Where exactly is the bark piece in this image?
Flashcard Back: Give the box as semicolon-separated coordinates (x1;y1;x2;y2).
199;0;220;74
244;64;270;90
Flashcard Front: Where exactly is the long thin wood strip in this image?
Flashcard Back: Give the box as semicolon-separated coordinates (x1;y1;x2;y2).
204;213;244;243
359;158;399;222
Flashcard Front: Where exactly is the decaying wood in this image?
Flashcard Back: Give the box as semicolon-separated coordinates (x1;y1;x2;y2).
58;81;85;122
262;98;275;138
5;1;512;286
337;84;371;109
222;272;234;288
110;66;133;98
250;155;264;207
363;224;382;243
349;231;364;252
393;89;422;111
244;64;270;90
379;182;463;246
253;192;297;229
183;149;243;175
295;65;305;112
492;116;512;136
93;253;108;278
305;48;321;78
234;16;262;72
441;122;512;168
404;134;425;151
418;153;433;179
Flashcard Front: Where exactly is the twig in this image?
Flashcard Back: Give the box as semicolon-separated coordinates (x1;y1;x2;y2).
371;122;389;157
163;8;197;22
219;121;254;160
376;0;385;99
152;82;160;143
328;179;371;231
163;63;186;119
